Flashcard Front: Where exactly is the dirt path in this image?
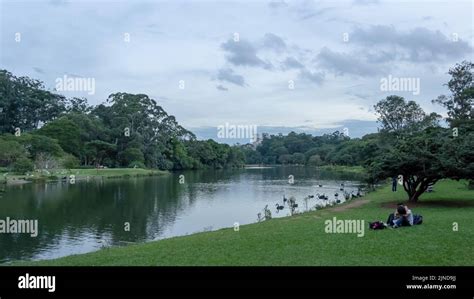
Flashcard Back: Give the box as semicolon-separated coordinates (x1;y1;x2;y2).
327;199;370;212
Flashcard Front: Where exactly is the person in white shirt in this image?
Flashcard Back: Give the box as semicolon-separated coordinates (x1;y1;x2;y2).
393;204;414;228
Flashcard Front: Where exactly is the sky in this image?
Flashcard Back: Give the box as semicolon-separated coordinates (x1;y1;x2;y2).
1;0;473;143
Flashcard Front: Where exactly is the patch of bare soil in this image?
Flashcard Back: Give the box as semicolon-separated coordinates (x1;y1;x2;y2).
327;199;370;212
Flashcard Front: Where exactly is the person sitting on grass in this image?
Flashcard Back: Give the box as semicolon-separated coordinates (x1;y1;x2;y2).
392;203;413;228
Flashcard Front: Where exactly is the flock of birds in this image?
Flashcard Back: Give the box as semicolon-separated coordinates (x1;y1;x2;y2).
271;183;364;215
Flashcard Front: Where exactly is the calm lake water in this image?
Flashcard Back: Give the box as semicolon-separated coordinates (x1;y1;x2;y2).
0;166;364;263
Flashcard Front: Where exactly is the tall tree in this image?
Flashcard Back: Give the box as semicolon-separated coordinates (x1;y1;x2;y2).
369;96;442;202
433;61;474;126
94;93;196;168
368;127;447;202
433;61;474;187
0;70;66;133
36;117;83;157
374;95;440;135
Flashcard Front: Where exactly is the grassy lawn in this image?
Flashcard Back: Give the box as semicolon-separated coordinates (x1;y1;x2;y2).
65;168;167;178
8;180;474;266
318;165;366;174
1;168;167;184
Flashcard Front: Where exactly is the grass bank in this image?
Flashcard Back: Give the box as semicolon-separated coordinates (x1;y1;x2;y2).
318;165;366;174
1;168;168;184
8;180;474;266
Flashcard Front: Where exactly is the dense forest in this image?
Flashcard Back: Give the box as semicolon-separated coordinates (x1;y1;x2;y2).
0;72;245;171
241;131;379;166
1;61;473;201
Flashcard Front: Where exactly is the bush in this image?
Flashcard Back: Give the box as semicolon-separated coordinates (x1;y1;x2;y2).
12;157;34;174
61;154;80;169
290;153;305;164
119;148;145;166
157;158;174;170
308;154;323;166
128;161;146;169
35;152;60;170
0;138;28;167
468;180;474;190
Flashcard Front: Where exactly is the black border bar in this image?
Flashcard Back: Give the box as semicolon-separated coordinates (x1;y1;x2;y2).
0;266;472;298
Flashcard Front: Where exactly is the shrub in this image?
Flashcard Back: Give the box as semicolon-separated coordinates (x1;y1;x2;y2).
128;161;146;169
308;154;323;166
12;157;34;174
61;154;80;169
35;152;60;170
468;180;474;190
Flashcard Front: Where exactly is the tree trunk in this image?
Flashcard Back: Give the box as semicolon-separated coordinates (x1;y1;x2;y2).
403;175;438;203
408;188;424;202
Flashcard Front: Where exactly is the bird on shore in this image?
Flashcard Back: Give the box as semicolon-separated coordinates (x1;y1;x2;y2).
283;195;288;203
288;197;298;209
317;193;328;200
276;203;284;211
334;193;339;197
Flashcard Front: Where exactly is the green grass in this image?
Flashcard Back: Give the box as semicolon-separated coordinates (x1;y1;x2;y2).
8;180;474;266
65;168;167;178
3;168;167;183
318;165;366;174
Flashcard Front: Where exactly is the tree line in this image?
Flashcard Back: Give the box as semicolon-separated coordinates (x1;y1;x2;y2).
1;61;472;202
242;61;473;202
0;71;245;172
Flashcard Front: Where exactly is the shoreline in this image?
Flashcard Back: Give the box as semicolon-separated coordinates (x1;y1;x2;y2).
4;194;371;266
1;168;169;186
7;179;473;266
1;165;365;186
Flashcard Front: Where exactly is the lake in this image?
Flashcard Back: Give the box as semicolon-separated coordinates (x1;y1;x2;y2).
0;166;364;263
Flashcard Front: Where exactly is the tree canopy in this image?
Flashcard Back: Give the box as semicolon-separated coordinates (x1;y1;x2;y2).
0;71;245;173
1;61;472;203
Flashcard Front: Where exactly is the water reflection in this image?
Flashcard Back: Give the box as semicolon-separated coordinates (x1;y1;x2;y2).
0;167;364;262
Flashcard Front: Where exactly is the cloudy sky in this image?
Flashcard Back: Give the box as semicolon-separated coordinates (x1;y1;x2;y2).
1;0;473;141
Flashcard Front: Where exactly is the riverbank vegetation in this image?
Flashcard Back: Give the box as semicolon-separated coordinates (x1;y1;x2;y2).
0;71;246;175
241;61;474;202
1;168;167;185
9;179;473;266
1;61;473;202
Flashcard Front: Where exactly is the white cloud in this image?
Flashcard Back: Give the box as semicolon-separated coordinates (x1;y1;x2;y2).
1;0;472;136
